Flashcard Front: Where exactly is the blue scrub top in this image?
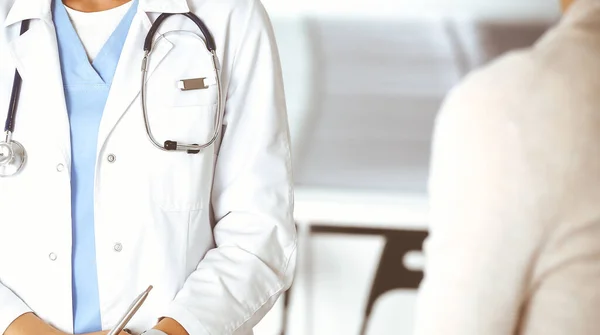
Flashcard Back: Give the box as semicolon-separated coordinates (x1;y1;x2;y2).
52;0;138;332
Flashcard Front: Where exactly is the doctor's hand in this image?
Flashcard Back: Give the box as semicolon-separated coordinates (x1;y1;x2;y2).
80;331;130;335
153;317;188;335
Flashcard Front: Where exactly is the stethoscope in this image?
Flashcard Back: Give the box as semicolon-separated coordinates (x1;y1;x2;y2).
0;11;223;178
0;20;29;178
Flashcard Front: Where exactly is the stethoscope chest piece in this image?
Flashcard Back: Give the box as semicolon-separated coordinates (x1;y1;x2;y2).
0;139;26;177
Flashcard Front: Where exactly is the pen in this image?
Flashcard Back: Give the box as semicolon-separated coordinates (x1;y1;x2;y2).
107;285;153;335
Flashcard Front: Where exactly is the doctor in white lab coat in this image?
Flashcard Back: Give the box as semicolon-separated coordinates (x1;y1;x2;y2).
0;0;296;334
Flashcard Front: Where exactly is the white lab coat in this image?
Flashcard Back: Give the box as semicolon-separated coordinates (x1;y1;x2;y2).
0;0;296;334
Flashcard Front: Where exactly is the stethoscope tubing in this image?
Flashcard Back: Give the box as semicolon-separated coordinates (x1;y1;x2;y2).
0;20;30;177
4;19;29;134
141;12;223;154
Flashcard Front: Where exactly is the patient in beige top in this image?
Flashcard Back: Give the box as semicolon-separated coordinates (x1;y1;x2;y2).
414;0;600;334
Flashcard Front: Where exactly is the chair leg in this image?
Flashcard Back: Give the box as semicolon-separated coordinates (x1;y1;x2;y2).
359;316;370;335
359;230;428;335
280;273;293;335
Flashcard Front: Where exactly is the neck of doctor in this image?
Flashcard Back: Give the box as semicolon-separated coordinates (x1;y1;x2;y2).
61;0;132;12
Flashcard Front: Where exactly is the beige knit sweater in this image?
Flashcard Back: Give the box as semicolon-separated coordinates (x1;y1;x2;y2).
413;1;600;334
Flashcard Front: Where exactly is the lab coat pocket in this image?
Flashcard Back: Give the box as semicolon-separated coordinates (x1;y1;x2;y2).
149;104;218;148
148;104;217;212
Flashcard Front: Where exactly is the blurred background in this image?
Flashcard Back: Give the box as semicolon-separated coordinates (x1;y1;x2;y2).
252;0;561;334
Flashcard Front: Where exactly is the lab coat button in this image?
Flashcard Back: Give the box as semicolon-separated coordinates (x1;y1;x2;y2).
114;243;123;252
107;154;116;163
56;164;65;172
49;253;57;261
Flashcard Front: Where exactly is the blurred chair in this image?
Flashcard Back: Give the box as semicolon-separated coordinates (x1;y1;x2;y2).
359;229;428;335
307;225;428;335
280;278;293;335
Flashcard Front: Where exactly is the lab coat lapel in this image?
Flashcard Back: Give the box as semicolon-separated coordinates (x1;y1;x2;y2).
97;11;173;153
8;19;71;162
